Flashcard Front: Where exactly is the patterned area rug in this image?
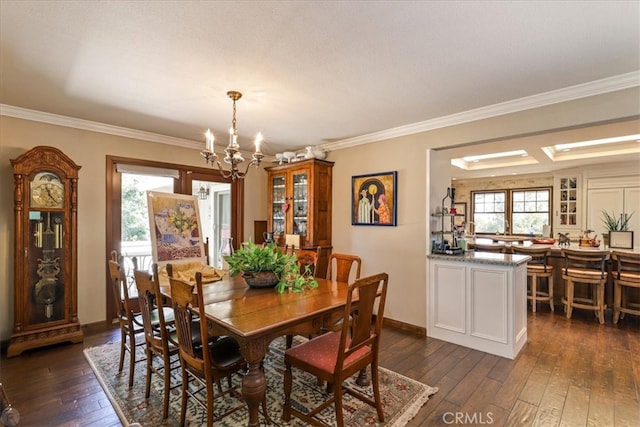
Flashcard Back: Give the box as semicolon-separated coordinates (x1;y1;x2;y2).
84;337;437;426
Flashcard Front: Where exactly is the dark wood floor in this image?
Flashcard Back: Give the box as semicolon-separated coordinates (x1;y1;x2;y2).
2;307;638;426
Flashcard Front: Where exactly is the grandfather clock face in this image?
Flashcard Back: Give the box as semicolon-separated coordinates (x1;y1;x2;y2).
30;171;65;209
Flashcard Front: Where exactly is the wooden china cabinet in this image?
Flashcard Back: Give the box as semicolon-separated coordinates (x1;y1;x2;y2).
8;146;83;357
265;159;333;273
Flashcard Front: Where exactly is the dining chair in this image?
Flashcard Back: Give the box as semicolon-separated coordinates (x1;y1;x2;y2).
611;250;640;324
107;251;146;388
295;247;320;276
284;247;322;349
326;253;362;284
560;248;610;324
133;265;180;419
282;272;389;427
169;272;256;426
511;246;554;312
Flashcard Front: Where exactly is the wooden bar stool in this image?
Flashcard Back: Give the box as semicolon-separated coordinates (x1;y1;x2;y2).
560;248;609;324
611;250;640;324
512;246;554;312
472;243;507;253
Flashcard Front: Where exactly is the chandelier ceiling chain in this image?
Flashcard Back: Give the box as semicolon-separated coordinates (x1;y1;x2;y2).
200;90;264;181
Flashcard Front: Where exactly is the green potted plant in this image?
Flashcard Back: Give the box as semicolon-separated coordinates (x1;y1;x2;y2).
224;241;318;293
601;210;635;246
601;210;634;231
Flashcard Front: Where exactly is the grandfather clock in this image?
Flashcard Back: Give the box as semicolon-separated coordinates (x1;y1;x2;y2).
8;146;83;357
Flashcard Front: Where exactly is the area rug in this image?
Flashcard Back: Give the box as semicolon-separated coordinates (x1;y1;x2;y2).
84;337;437;426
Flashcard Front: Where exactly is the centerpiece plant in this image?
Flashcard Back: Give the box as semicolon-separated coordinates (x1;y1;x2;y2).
224;241;318;293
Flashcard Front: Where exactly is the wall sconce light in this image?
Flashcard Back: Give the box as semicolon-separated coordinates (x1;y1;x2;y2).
198;185;209;200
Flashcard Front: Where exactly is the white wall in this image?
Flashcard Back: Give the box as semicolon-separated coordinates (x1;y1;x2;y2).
0;116;267;340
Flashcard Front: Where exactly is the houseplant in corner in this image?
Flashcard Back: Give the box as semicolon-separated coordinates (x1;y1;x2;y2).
224;241;318;293
601;210;635;247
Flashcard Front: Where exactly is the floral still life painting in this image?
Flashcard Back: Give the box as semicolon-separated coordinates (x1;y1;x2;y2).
147;191;206;265
352;171;398;226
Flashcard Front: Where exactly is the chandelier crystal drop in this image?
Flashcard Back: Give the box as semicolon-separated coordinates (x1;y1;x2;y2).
200;91;264;181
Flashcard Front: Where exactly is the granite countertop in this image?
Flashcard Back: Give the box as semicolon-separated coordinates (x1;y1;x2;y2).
428;251;531;266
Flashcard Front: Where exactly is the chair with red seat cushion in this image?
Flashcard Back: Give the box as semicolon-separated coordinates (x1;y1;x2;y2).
282;272;389;427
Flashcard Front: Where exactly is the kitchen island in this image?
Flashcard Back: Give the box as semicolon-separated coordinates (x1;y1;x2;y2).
427;252;531;359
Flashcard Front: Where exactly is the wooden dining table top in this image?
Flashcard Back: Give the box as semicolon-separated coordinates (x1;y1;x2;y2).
159;274;351;338
158;273;363;426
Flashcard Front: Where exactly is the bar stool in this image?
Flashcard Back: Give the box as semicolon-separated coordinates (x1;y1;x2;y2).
611;250;640;324
561;248;609;324
512;246;554;312
473;243;507;253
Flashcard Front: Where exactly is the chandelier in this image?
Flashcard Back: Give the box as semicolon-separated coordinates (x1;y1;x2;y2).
200;91;264;181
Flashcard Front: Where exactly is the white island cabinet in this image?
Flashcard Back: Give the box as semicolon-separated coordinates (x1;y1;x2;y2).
427;252;531;359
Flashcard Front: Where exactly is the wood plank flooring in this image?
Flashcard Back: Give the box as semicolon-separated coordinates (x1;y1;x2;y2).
1;307;638;426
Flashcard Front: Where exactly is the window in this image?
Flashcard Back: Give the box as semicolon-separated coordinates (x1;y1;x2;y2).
471;187;551;235
511;189;549;234
473;191;506;234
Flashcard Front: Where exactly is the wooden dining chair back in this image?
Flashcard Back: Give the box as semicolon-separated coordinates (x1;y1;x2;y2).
295;248;320;276
169;272;256;426
560;248;610;324
512;246;554;312
611;250;640;324
108;251;146;387
326;253;362;283
133;265;180;419
282;272;389;427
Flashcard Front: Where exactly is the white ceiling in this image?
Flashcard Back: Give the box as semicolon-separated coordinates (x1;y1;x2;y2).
1;1;639;176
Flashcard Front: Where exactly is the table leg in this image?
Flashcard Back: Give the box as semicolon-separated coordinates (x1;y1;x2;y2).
356;367;370;386
242;360;265;427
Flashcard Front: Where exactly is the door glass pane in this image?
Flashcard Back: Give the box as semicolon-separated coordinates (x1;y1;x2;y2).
121;173;174;293
292;171;308;236
192;180;231;268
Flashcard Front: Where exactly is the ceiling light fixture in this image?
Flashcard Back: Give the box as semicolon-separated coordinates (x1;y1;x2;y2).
553;134;640;151
461;149;528;162
200;91;264;181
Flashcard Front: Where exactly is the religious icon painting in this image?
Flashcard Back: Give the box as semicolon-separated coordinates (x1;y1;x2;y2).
351;171;397;226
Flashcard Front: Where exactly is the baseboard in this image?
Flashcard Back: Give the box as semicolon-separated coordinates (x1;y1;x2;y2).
0;320;115;355
383;317;426;337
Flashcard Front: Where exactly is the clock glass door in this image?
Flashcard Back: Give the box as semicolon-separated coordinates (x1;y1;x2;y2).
28;210;66;324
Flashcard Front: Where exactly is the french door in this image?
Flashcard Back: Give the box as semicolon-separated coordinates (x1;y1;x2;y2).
106;156;243;321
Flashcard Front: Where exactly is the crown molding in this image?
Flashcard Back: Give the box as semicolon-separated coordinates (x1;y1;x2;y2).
321;71;640;152
2;71;638;153
0;104;203;150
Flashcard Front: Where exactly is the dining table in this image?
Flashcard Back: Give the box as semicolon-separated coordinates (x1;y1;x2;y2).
159;274;353;427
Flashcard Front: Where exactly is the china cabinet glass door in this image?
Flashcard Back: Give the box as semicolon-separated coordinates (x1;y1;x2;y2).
292;171;309;237
270;174;286;235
